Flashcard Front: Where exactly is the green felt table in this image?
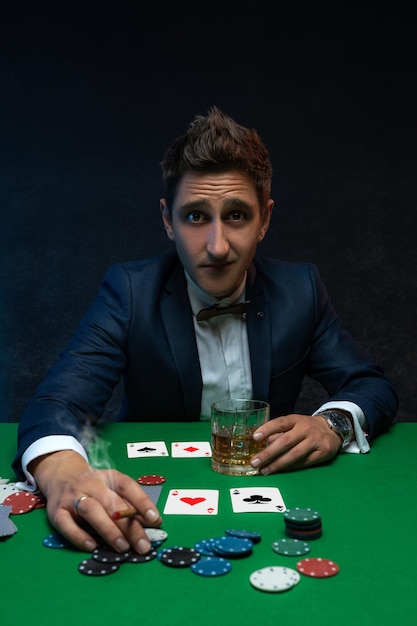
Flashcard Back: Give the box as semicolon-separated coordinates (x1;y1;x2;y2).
1;422;416;626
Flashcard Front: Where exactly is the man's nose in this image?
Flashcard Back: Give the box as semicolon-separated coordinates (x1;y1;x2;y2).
206;221;230;257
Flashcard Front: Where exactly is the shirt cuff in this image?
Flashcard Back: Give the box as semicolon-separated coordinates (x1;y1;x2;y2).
314;400;370;454
20;436;89;487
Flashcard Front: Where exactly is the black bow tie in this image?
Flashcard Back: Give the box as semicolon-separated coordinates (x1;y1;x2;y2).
196;300;251;323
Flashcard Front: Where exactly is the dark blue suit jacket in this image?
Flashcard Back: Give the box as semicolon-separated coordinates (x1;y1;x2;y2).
13;252;398;479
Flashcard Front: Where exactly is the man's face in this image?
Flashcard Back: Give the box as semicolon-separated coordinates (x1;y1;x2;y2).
161;171;273;299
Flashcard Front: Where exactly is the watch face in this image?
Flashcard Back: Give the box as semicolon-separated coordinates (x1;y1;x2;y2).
321;411;353;445
330;413;350;431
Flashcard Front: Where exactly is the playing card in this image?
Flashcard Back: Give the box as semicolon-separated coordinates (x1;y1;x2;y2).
171;441;212;458
0;504;18;536
163;489;219;515
141;485;163;505
230;487;286;513
126;441;169;458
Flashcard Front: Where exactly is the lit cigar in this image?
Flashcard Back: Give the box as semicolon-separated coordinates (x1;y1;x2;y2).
111;507;138;520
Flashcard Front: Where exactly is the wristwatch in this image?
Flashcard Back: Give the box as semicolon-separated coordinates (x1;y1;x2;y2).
319;410;353;450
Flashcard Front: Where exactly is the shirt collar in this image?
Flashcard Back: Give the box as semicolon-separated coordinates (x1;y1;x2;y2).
184;270;247;317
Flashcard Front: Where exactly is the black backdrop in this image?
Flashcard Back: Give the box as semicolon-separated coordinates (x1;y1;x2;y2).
1;2;415;423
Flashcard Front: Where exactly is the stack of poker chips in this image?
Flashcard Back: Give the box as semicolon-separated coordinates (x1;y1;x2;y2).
283;507;322;540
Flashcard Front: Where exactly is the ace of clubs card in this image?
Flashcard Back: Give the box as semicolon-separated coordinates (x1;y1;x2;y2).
230;487;286;512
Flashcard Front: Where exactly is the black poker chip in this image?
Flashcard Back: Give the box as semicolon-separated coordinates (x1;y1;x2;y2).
125;549;158;563
92;545;131;563
160;546;201;567
78;558;120;576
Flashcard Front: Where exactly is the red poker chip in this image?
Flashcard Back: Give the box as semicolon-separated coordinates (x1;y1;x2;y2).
137;474;166;485
296;557;340;578
3;491;38;514
33;493;47;509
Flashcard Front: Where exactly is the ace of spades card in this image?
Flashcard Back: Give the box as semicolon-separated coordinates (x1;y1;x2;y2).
126;441;169;458
230;487;286;513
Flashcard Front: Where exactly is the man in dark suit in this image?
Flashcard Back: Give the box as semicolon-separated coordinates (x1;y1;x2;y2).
13;106;398;556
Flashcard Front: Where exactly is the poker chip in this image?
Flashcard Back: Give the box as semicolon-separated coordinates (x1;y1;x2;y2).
125;549;158;563
137;475;166;485
157;547;171;561
0;483;20;503
33;493;47;509
42;532;72;549
92;545;131;563
284;507;321;523
211;536;254;557
3;491;38;514
285;528;322;540
194;539;217;556
285;518;322;531
78;558;120;576
160;546;201;567
190;557;232;577
284;506;323;540
249;566;301;593
225;529;262;543
144;527;168;542
272;538;310;556
296;557;339;578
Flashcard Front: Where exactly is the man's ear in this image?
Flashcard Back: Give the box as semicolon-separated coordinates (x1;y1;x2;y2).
258;199;274;242
160;199;175;241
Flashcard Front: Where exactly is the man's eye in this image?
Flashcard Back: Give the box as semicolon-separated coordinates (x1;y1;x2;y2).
186;211;204;223
230;210;245;221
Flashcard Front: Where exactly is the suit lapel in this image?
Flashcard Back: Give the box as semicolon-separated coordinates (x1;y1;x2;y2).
159;263;202;421
246;263;273;400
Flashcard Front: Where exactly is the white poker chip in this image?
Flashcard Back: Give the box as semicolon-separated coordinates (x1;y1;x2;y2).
144;528;168;542
249;566;301;593
0;483;19;504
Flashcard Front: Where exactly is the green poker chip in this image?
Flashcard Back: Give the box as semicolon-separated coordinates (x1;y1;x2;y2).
284;507;321;523
272;538;311;556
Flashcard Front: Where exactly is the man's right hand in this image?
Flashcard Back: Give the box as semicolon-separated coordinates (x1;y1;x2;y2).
29;450;162;553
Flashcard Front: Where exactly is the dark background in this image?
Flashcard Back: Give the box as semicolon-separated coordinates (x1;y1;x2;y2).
1;1;415;423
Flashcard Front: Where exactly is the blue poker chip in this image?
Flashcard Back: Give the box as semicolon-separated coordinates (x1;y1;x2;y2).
225;529;261;543
42;532;72;549
211;536;254;557
190;557;232;577
194;539;217;556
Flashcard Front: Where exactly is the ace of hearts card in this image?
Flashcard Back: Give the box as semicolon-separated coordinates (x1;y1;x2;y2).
163;489;219;515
